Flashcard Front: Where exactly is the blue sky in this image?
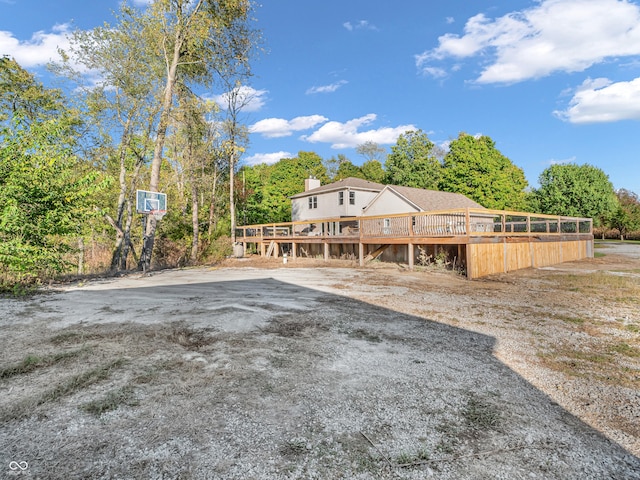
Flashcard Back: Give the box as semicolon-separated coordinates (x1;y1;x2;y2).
2;0;640;194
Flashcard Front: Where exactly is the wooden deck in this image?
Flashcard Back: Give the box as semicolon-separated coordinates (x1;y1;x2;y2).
236;208;594;279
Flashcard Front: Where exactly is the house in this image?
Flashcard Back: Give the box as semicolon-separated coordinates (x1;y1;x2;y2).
290;177;385;222
290;177;486;221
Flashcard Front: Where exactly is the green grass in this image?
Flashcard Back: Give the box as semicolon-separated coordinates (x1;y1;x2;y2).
0;348;88;379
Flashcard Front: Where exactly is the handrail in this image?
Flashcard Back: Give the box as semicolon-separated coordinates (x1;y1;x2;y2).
236;208;593;241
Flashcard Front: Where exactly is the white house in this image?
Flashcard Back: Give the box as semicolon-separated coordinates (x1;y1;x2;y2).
290;177;386;222
290;177;485;221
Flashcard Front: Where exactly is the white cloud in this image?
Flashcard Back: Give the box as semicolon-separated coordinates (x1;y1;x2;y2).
343;20;379;32
243;151;291;166
0;24;71;67
209;86;268;113
446;17;455;25
554;77;640;123
250;115;328;138
306;80;348;94
416;0;640;84
301;114;415;149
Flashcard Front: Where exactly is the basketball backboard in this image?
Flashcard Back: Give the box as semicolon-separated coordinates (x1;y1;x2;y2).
136;190;167;214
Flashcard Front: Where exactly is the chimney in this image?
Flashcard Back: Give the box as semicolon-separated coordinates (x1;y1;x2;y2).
305;176;321;191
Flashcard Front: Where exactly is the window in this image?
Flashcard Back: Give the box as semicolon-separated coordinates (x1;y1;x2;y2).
349;191;355;205
338;191;344;205
308;196;318;209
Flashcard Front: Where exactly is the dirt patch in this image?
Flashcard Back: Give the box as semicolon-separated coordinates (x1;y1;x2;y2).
1;244;639;479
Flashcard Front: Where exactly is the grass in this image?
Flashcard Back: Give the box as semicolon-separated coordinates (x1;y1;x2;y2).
80;385;139;416
550;272;640;303
0;348;88;379
1;358;126;422
461;393;501;432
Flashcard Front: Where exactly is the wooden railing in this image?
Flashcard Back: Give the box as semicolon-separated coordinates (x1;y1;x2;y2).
236;208;593;242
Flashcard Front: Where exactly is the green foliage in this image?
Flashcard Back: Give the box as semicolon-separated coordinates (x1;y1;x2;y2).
610;189;640;238
361;159;386;183
0;58;110;281
240;152;328;223
440;133;529;210
334;159;365;180
385;130;442;189
533;163;617;225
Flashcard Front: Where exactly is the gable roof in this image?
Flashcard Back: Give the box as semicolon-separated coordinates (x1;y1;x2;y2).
388;185;485;211
290;177;385;199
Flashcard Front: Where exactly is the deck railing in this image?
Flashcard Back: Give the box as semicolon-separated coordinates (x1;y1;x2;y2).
236;208;593;242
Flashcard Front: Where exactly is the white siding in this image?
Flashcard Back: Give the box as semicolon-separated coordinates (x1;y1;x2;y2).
362;190;420;216
292;188;379;221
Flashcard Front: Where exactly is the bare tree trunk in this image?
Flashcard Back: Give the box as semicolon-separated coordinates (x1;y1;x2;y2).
191;179;199;263
139;0;205;270
230;150;236;243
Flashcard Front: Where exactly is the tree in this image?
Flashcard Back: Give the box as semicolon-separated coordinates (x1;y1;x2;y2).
440;133;529;210
533;163;618;225
61;6;162;271
0;58;108;282
611;189;640;240
385;130;442;189
356;141;386;163
138;0;257;269
361;160;386;183
240;152;328;223
334;156;364;180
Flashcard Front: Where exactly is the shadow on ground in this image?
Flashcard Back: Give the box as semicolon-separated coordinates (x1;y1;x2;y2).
1;272;639;479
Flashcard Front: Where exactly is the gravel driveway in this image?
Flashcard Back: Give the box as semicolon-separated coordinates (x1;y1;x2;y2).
1;245;639;479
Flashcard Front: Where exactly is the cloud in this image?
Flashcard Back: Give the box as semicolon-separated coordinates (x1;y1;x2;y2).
209;86;268;113
554;77;640;123
243;151;291;166
0;24;71;67
416;0;640;84
343;20;379;32
446;17;455;25
306;80;348;95
250;115;328;138
301;114;415;149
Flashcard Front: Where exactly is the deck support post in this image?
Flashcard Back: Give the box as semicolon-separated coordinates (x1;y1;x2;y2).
291;242;297;260
408;243;414;270
324;242;329;262
359;243;364;267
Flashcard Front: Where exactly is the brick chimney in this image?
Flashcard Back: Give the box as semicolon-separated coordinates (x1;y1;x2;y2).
304;176;321;191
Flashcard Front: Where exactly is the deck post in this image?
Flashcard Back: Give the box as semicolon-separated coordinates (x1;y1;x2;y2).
408;243;414;270
359;243;364;267
324;242;329;262
291;242;297;260
260;242;265;257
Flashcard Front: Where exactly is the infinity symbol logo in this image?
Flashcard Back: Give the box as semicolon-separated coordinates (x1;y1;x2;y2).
9;461;28;471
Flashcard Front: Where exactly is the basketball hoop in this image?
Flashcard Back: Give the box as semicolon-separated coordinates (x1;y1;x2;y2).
150;209;167;221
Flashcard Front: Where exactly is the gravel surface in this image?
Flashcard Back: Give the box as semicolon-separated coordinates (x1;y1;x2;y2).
1;242;639;479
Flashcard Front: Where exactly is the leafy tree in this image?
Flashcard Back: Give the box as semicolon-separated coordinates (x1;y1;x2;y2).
611;189;640;240
361;160;386;183
334;157;365;180
533;163;618;225
240;152;328;223
0;58;108;282
440;133;528;210
385;130;441;189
